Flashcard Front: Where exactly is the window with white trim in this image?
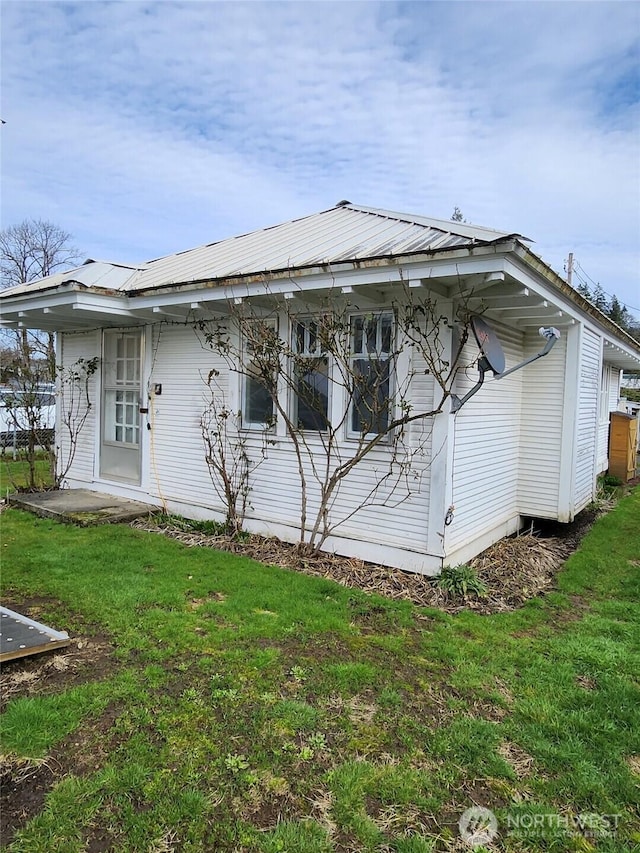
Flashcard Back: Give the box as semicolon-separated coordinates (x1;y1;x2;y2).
600;364;611;423
292;319;329;431
242;319;276;428
350;312;393;436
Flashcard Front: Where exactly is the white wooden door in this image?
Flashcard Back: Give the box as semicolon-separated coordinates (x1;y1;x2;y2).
100;330;143;484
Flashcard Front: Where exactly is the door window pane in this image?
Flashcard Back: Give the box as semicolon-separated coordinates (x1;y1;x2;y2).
105;389;140;445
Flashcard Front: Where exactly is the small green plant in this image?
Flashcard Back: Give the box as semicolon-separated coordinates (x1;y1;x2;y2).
224;753;250;774
181;687;205;707
157;514;229;536
307;731;327;752
298;745;314;761
601;473;623;488
595;473;624;506
437;565;487;598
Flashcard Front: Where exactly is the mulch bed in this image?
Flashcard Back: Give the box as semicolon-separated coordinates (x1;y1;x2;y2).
130;503;605;615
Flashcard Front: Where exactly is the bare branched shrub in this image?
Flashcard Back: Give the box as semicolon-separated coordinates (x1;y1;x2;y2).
54;356;100;488
200;369;270;534
195;277;474;552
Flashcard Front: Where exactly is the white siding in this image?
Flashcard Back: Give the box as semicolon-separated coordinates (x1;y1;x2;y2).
144;321;433;562
58;330;100;485
445;324;523;554
518;330;567;517
575;328;601;509
243;435;431;551
146;323;227;511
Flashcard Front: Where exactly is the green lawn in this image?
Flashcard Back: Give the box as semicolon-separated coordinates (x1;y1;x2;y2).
0;451;52;494
1;490;639;852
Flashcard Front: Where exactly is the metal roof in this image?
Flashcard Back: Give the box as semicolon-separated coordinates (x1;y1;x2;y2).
0;203;638;365
126;203;524;292
1;260;142;297
0;204;523;299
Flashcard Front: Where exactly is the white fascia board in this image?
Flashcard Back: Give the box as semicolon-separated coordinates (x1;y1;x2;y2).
333;254;507;288
0;289;137;332
0;287;81;317
126;252;510;312
1;289;130;317
129;289;235;312
72;294;136;318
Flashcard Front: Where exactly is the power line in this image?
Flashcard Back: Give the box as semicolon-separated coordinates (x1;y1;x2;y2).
568;256;640;315
574;260;599;289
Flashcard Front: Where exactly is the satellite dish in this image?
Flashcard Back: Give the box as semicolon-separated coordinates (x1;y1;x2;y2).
471;315;505;375
451;316;561;412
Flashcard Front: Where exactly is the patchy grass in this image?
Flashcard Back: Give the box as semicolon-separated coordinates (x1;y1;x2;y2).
1;489;639;851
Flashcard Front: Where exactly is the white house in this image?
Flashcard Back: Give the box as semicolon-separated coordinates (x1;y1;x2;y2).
2;203;639;573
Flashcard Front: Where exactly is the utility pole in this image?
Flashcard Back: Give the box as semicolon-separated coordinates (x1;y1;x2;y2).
566;252;574;287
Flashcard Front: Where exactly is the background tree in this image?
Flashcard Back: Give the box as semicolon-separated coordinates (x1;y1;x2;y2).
589;283;609;313
0;219;85;490
608;295;631;329
0;219;80;375
570;274;640;343
575;281;591;300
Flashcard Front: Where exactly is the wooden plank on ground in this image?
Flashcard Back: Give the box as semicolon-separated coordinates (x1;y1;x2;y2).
0;606;70;662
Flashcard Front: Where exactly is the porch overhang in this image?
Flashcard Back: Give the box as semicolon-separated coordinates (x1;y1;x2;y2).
1;244;521;332
0;287;143;332
2;243;639;375
602;339;640;373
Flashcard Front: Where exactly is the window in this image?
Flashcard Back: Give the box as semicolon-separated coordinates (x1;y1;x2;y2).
292;319;329;430
600;364;611;423
350;313;393;436
242;320;276;427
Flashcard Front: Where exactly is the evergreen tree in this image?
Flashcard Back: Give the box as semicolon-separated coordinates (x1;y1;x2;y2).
590;283;609;313
608;295;631;328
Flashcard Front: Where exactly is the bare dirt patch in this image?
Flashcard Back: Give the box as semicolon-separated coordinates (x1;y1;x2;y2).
0;595;120;846
627;755;640;777
498;740;535;778
0;754;57;844
1;701;125;846
131;505;602;615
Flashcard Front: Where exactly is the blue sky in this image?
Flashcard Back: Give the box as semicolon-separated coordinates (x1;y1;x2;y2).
1;1;639;315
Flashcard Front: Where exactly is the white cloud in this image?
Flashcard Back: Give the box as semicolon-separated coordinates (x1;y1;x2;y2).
1;0;638;312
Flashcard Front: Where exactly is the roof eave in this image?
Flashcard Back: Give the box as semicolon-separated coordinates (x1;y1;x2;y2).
516;244;640;356
127;238;520;297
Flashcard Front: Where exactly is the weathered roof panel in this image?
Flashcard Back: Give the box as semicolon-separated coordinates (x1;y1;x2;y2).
124;204;523;292
0;205;522;299
1;260;143;297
